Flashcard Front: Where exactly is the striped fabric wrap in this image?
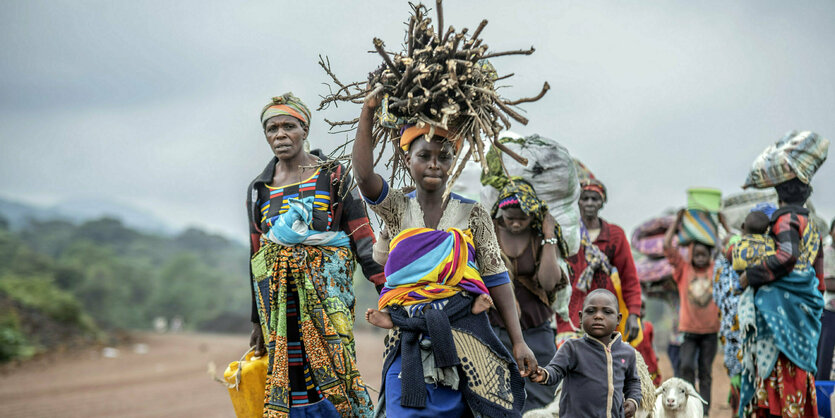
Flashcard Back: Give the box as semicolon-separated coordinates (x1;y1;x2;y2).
677;209;719;247
378;227;489;309
260;92;312;127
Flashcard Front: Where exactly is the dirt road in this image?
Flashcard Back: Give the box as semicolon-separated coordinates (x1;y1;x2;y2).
0;331;731;417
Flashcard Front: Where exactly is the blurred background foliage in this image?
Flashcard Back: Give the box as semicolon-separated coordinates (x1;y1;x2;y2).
0;214;253;362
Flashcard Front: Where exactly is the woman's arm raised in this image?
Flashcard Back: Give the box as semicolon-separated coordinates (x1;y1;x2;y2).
535;212;564;293
353;98;385;202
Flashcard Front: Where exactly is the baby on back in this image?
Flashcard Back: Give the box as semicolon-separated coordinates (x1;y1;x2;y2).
732;207;776;273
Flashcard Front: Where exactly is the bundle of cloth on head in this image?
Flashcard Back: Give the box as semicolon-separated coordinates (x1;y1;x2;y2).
677;209;719;248
260;92;311;127
398;124;462;152
743;130;829;189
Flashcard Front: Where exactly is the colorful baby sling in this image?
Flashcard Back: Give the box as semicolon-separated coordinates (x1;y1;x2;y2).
378;227;489;309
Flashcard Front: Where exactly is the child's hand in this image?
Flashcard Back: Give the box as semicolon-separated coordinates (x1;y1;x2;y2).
624;399;637;417
529;366;547;384
738;271;749;290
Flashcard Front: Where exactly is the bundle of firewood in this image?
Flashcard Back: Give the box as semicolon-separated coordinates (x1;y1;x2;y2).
319;1;549;197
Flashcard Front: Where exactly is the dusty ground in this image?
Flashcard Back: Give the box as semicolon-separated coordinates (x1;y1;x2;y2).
0;330;731;417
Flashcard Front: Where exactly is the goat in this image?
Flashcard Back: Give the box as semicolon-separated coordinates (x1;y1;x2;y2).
652;377;707;418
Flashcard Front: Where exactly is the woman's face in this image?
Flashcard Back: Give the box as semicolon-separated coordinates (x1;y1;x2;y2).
579;190;604;220
264;115;307;160
501;207;533;235
405;136;453;193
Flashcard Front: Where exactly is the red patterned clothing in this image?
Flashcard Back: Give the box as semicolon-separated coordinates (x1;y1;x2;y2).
746;205;825;292
665;244;720;334
748;354;818;418
634;320;661;386
558;219;642;333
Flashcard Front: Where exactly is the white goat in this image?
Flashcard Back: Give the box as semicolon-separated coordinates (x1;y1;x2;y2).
652;377;707;418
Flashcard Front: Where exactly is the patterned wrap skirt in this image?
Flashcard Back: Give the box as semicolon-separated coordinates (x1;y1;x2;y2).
251;241;373;417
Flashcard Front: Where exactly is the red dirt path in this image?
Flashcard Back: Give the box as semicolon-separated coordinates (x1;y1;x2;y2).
0;331;731;417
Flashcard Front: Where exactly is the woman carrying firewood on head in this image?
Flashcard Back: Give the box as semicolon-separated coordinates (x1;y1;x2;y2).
356;92;535;417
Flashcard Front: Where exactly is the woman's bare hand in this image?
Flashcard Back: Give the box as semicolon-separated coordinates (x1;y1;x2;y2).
250;323;266;357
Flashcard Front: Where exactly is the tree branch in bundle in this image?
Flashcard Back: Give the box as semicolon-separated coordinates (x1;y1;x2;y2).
503;82;550;106
481;46;536;60
494;99;529;125
470;19;488;42
317;1;549;191
373;38;402;79
436;0;444;39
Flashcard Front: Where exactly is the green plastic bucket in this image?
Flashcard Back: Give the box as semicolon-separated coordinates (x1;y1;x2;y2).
687;188;722;212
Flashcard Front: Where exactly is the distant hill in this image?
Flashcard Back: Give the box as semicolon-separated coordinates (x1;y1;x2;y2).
0;211;253;363
0;196;174;235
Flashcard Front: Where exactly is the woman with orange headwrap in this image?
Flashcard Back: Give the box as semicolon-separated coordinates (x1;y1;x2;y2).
355;95;533;417
246;93;384;417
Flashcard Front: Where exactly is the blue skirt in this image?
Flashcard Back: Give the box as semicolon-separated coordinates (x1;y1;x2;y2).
385;355;467;417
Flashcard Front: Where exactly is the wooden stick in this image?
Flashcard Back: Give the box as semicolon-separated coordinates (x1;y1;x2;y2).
373;38;402;79
471;19;488;41
481;46;535;60
495;99;529;125
436;0;444;39
492;137;528;166
503;82;550;106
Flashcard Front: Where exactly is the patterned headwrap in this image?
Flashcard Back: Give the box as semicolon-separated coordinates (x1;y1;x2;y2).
260;92;311;128
581;178;607;202
399;124;461;152
491;178;570;258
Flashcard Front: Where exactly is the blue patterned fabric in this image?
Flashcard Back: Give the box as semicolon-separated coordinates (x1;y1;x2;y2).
265;197;350;247
738;269;824;417
712;254;743;376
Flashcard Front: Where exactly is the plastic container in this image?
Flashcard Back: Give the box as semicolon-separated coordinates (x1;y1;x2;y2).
687;188;722;212
224;348;268;418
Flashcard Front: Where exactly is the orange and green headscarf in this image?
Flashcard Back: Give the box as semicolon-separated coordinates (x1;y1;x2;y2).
260;92;311;128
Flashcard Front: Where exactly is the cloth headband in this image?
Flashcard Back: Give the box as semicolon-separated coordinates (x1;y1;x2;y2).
582;183;607;202
261;93;311;127
399;125;460;152
498;196;521;209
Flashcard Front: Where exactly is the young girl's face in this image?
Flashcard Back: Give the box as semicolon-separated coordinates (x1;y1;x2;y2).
405;136;454;193
692;243;712;269
580;293;621;341
501;207;533;235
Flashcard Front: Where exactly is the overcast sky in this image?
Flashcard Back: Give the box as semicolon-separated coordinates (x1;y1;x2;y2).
2;0;833;240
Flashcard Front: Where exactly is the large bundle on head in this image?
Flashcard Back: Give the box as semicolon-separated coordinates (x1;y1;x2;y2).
318;1;549;198
742;130;829;189
480;133;582;256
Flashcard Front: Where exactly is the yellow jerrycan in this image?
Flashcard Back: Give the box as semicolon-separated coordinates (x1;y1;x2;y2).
224;347;268;418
